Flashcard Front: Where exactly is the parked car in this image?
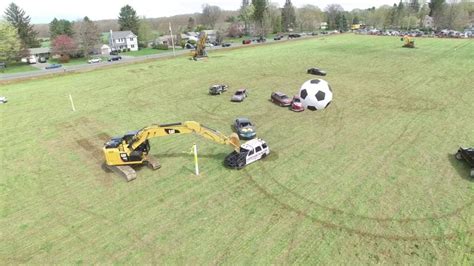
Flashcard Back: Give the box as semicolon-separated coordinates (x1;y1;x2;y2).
185;43;195;49
256;36;266;43
231;88;248;102
0;96;8;104
205;43;214;48
221;43;231;47
288;33;301;38
233;117;257;140
242;39;252;45
455;147;474;177
224;138;270;169
307;67;327;76
45;63;62;69
291;96;304;112
270;92;292;107
38;57;47;63
108;56;122;62
274;35;283;40
209;84;228;95
88;57;102;64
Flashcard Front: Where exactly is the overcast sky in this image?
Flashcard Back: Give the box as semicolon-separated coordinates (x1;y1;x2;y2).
1;0;399;24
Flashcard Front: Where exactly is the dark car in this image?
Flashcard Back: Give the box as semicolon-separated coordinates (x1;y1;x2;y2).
307;67;327;76
288;33;301;39
110;50;119;55
185;43;195;49
242;39;252;45
209;84;228;95
231;89;248;102
455;147;474;177
221;43;231;47
108;56;122;62
256;36;266;43
274;35;284;40
45;63;62;69
233;117;256;140
271;92;292;107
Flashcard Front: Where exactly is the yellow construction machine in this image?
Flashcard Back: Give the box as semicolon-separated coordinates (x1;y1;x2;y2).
401;35;415;48
103;121;240;181
192;31;208;60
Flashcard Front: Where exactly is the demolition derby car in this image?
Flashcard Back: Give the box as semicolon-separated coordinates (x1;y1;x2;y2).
224;138;270;169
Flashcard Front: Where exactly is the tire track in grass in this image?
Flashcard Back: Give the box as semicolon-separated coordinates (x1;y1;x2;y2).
245;165;473;241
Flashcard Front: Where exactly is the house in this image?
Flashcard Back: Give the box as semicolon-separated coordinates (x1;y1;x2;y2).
109;30;138;52
423;16;434;29
320;22;328;30
100;44;111;55
28;47;51;59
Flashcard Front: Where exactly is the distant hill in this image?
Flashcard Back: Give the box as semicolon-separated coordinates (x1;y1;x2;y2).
34;10;239;38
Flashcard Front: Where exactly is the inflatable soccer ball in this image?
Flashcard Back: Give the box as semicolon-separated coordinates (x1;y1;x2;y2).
299;79;333;111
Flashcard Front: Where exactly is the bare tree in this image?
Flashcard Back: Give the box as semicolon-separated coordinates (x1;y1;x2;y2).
200;4;222;29
325;4;344;30
76;16;100;57
296;5;323;32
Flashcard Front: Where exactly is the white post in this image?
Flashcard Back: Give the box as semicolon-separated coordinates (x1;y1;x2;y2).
169;22;176;57
69;94;76;112
193;144;199;175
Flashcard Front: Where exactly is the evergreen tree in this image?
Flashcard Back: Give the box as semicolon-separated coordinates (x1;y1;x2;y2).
4;3;39;48
49;18;74;38
118;5;140;34
252;0;268;36
281;0;296;31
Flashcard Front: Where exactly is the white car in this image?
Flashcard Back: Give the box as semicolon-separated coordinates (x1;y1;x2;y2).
224;138;270;169
88;58;102;64
0;96;8;104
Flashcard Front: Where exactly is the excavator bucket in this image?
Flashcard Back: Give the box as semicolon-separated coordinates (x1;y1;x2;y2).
229;133;240;151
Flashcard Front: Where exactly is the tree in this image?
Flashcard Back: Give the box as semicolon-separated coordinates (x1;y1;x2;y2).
429;0;446;29
227;22;244;37
296;5;323;32
0;20;21;63
118;5;140;34
51;35;77;62
263;2;281;34
252;0;268;36
325;4;344;30
200;4;221;29
49;18;74;38
3;3;39;48
187;17;195;31
137;17;154;48
408;0;421;13
443;1;470;30
76;16;100;57
239;1;254;35
281;0;296;31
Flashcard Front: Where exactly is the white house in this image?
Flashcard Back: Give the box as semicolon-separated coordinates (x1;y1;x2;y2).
109;30;138;52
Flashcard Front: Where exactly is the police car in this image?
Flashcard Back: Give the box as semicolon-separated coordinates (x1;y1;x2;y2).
224;138;270;169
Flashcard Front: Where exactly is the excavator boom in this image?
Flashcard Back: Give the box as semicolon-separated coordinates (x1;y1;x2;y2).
103;121;240;181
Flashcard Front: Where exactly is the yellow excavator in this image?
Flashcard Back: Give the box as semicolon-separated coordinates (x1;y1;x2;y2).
103;121;240;181
401;35;415;48
192;31;208;60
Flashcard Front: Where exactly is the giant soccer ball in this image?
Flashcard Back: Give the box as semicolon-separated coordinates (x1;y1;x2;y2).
299;79;333;111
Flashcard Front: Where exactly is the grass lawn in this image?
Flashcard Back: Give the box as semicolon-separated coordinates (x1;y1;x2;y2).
0;62;39;74
0;35;472;264
123;47;178;57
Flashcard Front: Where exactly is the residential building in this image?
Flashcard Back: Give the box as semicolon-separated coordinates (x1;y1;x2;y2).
109;30;138;52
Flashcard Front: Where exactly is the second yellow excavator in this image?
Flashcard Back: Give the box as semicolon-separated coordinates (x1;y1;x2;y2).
401;35;415;48
103;121;241;181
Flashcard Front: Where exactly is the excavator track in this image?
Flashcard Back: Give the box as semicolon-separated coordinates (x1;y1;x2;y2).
104;164;137;182
145;155;161;170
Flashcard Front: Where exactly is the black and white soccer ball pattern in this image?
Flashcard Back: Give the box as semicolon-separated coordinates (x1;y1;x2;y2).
299;79;333;111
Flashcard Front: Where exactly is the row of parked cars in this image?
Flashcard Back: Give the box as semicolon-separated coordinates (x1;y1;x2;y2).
356;28;473;38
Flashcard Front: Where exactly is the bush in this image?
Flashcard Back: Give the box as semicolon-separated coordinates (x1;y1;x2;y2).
153;43;169;50
58;54;70;63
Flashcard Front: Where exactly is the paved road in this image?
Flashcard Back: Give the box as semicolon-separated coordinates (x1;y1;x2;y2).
0;36;314;82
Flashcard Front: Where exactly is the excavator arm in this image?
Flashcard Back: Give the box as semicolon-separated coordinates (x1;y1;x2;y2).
193;32;208;59
103;121;240;181
129;121;240;150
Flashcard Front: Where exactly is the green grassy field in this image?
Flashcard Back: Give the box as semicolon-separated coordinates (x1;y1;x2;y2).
0;34;472;264
124;47;177;57
1;62;39;74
